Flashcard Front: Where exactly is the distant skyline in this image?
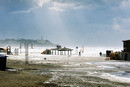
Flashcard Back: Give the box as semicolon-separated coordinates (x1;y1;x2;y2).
0;0;130;47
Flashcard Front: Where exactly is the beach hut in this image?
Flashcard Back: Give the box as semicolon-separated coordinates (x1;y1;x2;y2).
51;45;62;55
51;47;60;55
58;47;73;55
51;46;73;55
122;40;130;61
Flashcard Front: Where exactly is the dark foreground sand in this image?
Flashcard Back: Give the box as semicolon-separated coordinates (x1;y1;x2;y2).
0;60;63;87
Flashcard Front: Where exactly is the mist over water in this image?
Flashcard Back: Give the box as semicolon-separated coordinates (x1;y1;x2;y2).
9;46;122;57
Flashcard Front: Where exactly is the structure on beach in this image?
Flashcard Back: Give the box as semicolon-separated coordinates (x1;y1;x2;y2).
51;46;73;55
123;40;130;52
122;40;130;60
109;39;130;61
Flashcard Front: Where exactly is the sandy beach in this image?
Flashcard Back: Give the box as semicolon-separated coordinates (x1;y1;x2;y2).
4;53;130;87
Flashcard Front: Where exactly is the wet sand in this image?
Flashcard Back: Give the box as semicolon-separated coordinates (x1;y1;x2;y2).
7;54;130;87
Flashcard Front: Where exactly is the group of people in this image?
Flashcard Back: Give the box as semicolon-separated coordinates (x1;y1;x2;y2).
76;47;84;56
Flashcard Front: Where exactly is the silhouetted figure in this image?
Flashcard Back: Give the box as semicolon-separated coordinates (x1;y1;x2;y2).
79;51;81;56
99;52;102;57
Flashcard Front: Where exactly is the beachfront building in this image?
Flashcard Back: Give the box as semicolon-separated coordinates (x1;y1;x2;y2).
123;40;130;52
51;46;73;55
122;40;130;61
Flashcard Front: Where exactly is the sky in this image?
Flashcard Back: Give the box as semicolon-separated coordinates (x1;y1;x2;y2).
0;0;130;47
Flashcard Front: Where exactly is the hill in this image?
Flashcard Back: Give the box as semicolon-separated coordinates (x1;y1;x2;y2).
0;38;57;47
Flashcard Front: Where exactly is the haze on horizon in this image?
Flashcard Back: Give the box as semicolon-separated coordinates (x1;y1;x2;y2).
0;0;130;47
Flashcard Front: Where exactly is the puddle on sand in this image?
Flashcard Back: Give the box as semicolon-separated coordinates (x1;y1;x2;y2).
111;71;130;78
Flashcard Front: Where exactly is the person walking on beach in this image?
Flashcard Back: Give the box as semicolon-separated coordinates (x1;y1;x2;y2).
99;52;102;57
79;51;81;56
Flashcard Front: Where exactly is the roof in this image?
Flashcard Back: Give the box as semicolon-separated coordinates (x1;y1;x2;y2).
51;47;61;50
58;47;73;51
122;40;130;42
51;47;73;51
